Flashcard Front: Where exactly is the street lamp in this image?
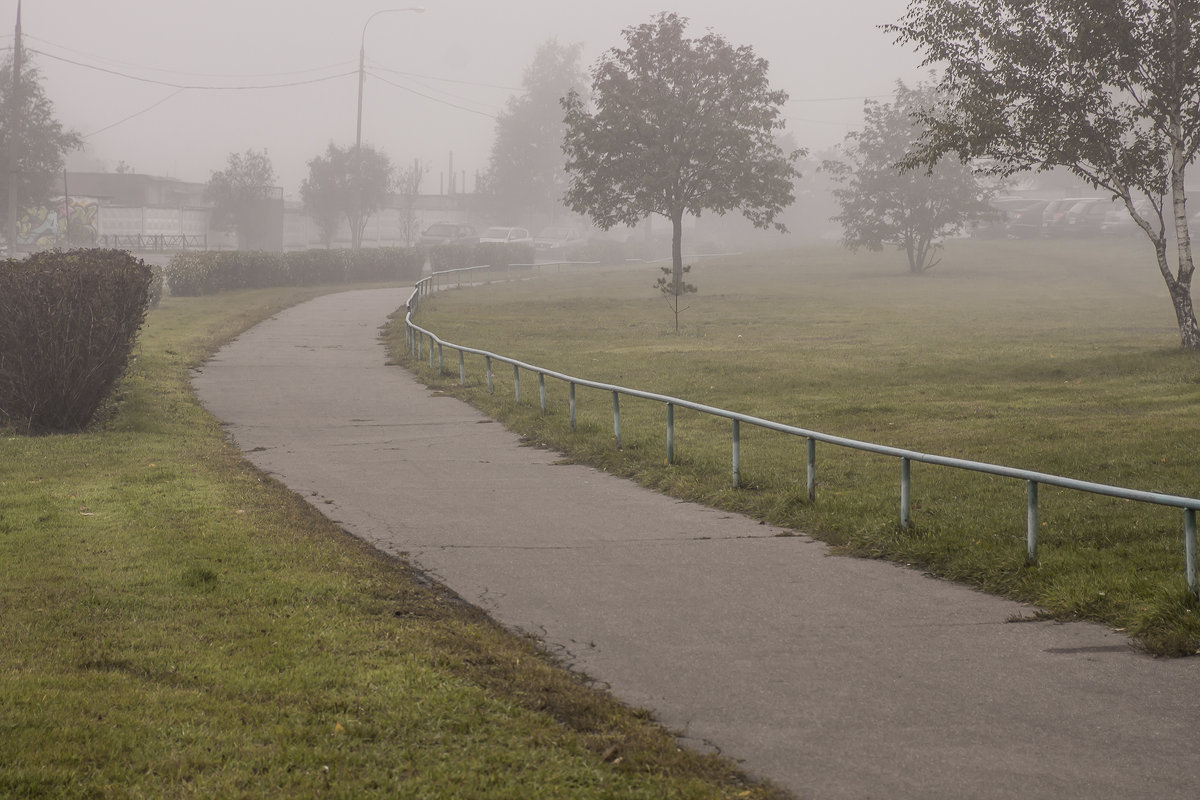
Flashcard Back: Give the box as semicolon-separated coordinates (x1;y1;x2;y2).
356;6;425;150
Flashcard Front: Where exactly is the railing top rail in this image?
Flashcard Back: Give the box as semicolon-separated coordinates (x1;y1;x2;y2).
404;275;1200;513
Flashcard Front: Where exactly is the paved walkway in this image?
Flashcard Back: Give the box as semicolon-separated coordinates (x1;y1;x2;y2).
192;288;1200;800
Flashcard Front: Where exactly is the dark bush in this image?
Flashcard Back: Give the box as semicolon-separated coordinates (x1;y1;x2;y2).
345;247;425;282
148;263;165;308
164;247;425;296
428;242;479;272
284;249;349;286
473;242;535;268
0;249;153;433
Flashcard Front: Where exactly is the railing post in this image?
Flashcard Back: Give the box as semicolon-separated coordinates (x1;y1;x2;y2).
666;402;675;465
428;337;434;369
612;391;622;450
513;365;521;404
900;457;911;530
1027;481;1039;565
806;437;816;502
459;350;466;386
732;419;741;489
486;356;494;394
437;342;444;374
1186;508;1198;599
538;372;547;415
569;382;577;431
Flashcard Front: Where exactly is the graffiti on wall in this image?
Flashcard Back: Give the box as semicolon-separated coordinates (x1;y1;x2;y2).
16;196;100;248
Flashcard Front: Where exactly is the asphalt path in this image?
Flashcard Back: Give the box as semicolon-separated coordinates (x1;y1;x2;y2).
192;288;1200;800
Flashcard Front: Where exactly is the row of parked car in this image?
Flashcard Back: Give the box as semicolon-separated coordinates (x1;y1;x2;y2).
974;196;1157;239
417;222;586;254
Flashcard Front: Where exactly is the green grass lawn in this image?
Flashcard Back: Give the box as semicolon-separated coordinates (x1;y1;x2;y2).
0;284;789;799
391;238;1200;657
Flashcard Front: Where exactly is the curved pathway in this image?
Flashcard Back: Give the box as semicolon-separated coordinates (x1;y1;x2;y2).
192;288;1200;800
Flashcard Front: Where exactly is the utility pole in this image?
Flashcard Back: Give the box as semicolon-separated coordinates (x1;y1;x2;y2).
6;1;23;257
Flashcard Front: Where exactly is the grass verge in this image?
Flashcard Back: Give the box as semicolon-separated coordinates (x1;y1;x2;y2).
388;240;1200;657
0;283;790;799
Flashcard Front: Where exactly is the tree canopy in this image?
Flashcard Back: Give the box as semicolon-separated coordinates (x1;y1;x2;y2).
486;40;587;224
890;0;1200;348
824;80;995;274
300;144;393;250
1;54;81;250
205;149;278;250
562;12;800;296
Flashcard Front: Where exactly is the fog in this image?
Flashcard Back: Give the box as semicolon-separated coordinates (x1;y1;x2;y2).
4;0;923;197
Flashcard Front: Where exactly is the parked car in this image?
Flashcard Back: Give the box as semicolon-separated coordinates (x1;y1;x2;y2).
1062;198;1112;237
418;222;476;247
533;226;585;253
971;197;1035;239
1005;199;1050;238
478;226;533;245
1041;197;1096;237
1100;199;1157;237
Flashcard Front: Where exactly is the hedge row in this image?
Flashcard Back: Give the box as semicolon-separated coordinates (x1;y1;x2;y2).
164;247;426;297
0;249;153;433
428;242;536;272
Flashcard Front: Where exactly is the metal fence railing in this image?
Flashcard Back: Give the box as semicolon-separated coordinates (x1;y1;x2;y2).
403;263;1200;598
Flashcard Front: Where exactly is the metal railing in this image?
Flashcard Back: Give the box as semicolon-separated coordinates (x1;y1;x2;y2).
403;263;1200;597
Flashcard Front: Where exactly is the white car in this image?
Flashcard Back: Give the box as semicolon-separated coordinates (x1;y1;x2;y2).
478;226;533;245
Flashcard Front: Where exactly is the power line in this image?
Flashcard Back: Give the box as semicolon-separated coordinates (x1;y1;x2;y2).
27;47;356;90
368;71;498;119
368;62;518;92
83;89;186;138
24;33;357;80
376;69;503;110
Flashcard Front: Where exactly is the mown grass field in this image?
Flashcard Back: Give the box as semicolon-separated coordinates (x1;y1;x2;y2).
0;283;789;799
391;238;1200;657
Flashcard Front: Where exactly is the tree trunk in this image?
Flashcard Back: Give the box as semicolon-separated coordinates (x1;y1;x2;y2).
1168;278;1200;349
349;211;363;251
1167;133;1199;349
671;209;684;290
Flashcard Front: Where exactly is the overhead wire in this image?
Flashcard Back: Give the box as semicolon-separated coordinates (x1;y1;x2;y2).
367;70;498;119
84;89;186;139
23;33;356;79
368;63;518;92
27;47;357;90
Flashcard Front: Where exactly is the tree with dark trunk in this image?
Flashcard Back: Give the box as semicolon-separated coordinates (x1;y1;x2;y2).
561;13;800;327
824;80;995;274
1;53;81;251
300;144;393;250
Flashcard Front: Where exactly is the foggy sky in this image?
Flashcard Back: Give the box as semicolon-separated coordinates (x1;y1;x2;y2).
2;0;924;197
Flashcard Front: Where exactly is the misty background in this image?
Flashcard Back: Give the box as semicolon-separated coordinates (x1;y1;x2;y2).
3;0;923;197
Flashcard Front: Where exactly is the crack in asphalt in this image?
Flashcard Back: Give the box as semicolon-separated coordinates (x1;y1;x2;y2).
413;534;789;550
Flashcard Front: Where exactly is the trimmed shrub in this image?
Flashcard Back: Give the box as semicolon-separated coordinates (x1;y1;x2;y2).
148;263;165;308
285;249;349;286
428;242;478;272
473;242;535;269
164;247;425;296
0;249;153;433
